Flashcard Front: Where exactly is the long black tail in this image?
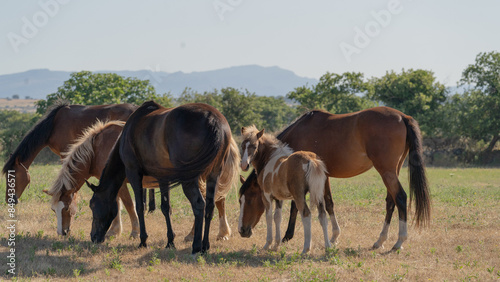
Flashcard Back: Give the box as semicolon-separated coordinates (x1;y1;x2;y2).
2;102;69;174
404;116;431;227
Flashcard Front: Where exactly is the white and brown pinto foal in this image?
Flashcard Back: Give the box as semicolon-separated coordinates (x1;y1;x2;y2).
239;125;331;253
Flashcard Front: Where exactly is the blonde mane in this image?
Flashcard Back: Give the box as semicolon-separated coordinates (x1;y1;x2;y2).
48;120;125;206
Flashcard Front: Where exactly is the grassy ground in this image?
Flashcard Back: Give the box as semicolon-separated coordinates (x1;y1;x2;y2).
1;166;499;281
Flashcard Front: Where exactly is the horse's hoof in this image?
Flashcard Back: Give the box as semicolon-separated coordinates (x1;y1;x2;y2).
282;235;293;243
165;242;176;249
138;242;147;248
372;242;383;250
216;235;229;241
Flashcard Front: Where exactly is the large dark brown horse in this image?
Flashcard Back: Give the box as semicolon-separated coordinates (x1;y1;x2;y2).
239;107;431;250
2;102;137;203
87;101;240;254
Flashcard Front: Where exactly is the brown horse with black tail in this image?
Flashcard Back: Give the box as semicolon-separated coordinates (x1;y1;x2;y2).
239;107;431;250
87;101;240;254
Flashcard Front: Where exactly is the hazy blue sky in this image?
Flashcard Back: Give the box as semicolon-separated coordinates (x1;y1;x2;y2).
1;0;498;85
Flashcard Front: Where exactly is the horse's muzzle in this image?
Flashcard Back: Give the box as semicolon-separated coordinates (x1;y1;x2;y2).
91;233;104;244
239;226;252;238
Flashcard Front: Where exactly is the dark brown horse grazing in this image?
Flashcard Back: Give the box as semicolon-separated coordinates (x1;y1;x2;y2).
87;101;240;254
2;102;137;203
239;107;431;250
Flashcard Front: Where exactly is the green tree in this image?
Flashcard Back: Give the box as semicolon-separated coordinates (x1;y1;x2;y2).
0;110;38;160
368;69;447;136
287;72;374;114
459;51;500;154
252;96;297;133
35;71;163;114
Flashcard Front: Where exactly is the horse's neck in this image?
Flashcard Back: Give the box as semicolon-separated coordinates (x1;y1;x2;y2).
253;139;291;174
98;143;126;199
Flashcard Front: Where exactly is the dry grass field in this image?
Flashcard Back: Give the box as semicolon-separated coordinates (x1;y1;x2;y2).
1;166;499;281
0;99;38;113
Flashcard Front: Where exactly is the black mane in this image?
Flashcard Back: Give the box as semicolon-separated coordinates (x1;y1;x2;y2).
2;101;69;174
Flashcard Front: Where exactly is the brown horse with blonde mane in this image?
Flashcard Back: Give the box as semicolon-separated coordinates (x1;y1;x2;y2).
240;125;332;254
87;101;240;254
43;120;141;237
239;107;431;250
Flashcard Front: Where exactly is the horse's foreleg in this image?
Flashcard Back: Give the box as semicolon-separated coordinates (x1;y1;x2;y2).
215;198;231;240
160;183;176;249
106;198;123;238
128;171;148;248
282;201;298;242
272;200;283;250
181;180;205;254
323;179;340;244
262;192;273;250
117;183;140;238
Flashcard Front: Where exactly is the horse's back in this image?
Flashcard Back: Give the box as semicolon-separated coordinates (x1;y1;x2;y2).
49;104;137;154
120;102;230;184
279;107;409;178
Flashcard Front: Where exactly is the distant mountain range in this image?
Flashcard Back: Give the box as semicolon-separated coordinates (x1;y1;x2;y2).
0;65;318;100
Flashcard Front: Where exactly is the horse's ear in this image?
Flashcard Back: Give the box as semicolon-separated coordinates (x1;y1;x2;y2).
240;175;246;184
85;180;98;192
241;127;246;134
42;189;52;196
257;129;265;139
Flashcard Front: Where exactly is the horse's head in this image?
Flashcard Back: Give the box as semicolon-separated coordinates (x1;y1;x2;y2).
44;188;78;236
238;174;265;238
240;126;265;171
4;159;31;204
87;181;118;244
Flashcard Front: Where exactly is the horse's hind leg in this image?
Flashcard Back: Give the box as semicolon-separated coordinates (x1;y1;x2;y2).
117;183;140;238
317;201;331;249
373;171;407;250
160;183;176;249
216;198;231;240
293;195;312;254
106;198;123;238
323;178;340;244
181;179;206;254
202;174;218;253
272;200;283;250
148;189;156;213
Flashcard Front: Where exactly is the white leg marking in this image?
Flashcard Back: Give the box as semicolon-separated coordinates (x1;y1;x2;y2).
273;203;282;250
373;222;390;249
238;195;245;233
264;206;273;250
302;215;312;253
318;211;331;249
392;220;408;250
54;201;65;235
330;213;340;244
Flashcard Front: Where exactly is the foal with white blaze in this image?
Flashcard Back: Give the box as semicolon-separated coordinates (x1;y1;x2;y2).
239;125;331;253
